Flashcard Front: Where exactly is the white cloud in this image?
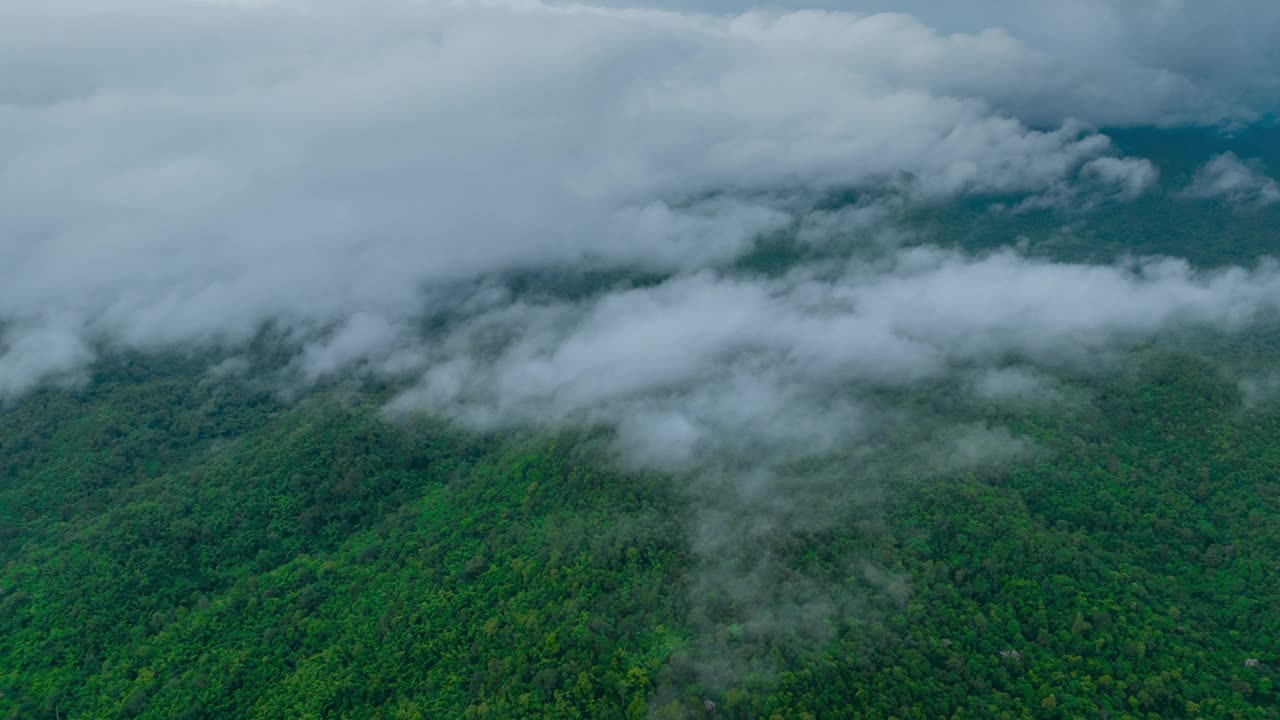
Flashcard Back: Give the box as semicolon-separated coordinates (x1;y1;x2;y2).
970;366;1063;406
0;0;1274;420
1240;371;1280;409
391;249;1280;469
1;0;1172;398
0;320;93;402
589;0;1280;125
293;313;422;382
1183;152;1280;207
1082;157;1161;200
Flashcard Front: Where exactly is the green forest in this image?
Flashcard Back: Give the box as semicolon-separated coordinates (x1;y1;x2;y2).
3;341;1280;719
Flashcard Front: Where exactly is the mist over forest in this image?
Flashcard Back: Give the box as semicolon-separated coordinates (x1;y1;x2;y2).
4;1;1280;718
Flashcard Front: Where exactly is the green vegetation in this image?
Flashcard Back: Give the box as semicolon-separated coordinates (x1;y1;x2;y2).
3;348;1280;719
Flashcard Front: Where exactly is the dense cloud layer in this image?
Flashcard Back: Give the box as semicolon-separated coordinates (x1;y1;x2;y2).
0;0;1153;397
5;0;1280;403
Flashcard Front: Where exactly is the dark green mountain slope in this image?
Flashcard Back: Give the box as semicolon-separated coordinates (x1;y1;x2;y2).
4;351;1280;719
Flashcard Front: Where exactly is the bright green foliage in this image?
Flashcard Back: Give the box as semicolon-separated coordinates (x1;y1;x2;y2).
3;352;1280;718
739;356;1280;719
0;363;685;719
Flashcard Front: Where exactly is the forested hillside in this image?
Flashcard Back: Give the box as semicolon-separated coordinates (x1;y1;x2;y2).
4;348;1280;719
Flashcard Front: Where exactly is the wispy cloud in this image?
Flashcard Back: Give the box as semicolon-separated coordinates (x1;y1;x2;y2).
1183;152;1280;207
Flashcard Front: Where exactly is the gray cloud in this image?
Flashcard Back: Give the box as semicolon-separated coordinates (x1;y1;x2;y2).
970;366;1067;408
2;0;1173;401
584;0;1280;125
1240;371;1280;409
0;320;93;400
1005;156;1160;213
1082;157;1161;200
1183;152;1280;207
391;249;1280;471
